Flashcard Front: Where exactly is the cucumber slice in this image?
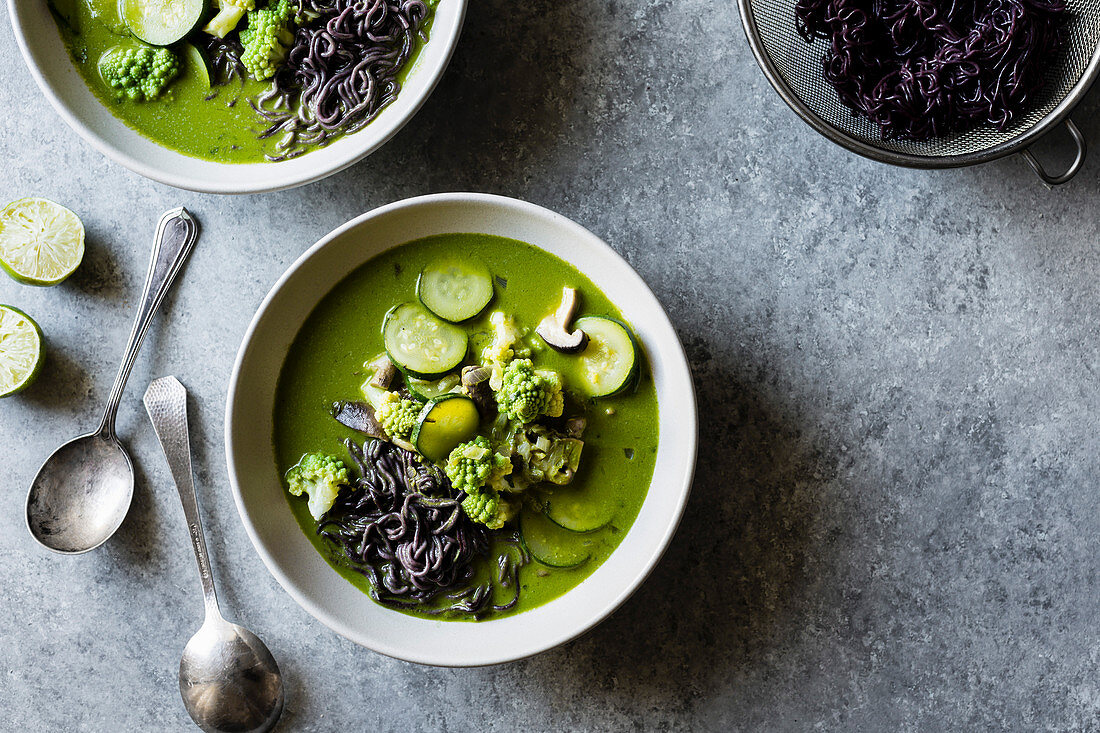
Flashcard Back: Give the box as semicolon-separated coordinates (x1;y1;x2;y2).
572;316;639;398
520;509;593;568
120;0;203;46
181;43;210;90
405;373;461;402
545;491;614;533
416;257;494;322
412;394;480;462
383;302;468;379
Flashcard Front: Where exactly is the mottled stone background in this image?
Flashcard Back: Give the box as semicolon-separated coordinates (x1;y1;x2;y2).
2;0;1099;730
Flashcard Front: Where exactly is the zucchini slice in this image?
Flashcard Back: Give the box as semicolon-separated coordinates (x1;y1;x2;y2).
520;509;593;568
383;302;468;379
416;257;494;322
572;316;639;398
405;373;462;402
544;490;614;533
120;0;204;45
181;43;210;90
412;394;480;462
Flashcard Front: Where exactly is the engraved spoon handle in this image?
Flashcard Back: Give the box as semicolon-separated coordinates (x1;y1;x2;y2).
99;208;199;437
143;376;221;621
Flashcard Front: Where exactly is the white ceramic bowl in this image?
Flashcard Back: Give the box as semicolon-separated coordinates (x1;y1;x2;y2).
225;193;697;666
7;0;466;194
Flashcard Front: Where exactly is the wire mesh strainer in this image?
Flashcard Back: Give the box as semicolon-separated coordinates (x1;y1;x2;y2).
738;0;1100;183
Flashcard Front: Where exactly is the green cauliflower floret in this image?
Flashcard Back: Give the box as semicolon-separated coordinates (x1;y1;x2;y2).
461;490;513;530
446;437;514;529
286;452;349;520
481;312;525;367
240;0;296;81
495;358;564;424
480;311;534;390
445;436;511;493
203;0;256;38
99;46;179;102
375;391;421;441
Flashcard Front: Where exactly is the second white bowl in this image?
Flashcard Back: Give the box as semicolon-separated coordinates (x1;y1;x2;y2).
7;0;467;194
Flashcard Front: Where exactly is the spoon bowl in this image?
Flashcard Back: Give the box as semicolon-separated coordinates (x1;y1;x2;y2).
24;208;198;554
180;619;284;733
145;375;283;733
26;432;133;554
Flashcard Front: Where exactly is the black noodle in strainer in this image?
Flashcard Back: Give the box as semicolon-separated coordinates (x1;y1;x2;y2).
795;0;1070;140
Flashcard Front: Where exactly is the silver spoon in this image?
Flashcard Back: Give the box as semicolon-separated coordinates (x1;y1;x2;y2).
26;208;199;554
143;376;284;733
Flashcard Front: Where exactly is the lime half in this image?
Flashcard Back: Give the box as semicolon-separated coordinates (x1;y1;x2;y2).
0;198;85;286
0;305;43;397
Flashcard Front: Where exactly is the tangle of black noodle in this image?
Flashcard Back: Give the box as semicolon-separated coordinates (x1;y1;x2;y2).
251;0;430;160
202;36;247;105
318;439;529;618
794;0;1068;140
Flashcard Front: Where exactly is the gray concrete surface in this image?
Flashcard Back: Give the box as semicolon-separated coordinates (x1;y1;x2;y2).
3;0;1100;730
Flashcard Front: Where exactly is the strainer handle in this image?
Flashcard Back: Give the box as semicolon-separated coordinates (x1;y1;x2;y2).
1020;118;1085;186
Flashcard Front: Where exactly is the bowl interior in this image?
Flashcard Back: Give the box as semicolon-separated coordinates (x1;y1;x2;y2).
226;194;697;666
7;0;466;193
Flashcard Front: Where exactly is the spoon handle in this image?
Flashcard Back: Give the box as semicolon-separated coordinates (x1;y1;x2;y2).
143;376;221;620
98;208;199;438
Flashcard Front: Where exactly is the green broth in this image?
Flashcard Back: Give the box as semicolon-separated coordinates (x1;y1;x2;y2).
274;234;660;620
49;0;431;163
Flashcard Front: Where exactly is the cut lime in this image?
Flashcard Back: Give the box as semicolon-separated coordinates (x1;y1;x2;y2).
0;198;85;286
0;305;43;397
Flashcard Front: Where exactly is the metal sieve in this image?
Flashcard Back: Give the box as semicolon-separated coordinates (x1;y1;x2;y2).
738;0;1100;184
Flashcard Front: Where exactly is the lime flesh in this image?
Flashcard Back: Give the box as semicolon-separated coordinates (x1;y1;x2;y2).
0;198;85;286
0;305;43;397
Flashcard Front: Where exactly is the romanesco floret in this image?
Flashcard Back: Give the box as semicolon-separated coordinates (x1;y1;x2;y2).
286;452;349;520
445;436;511;493
446;437;514;529
240;0;296;81
461;490;511;530
494;358;564;424
99;46;180;102
375;391;421;440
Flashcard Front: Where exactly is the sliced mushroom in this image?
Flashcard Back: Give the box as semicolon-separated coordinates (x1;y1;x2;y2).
367;354;398;390
564;416;587;438
333;400;418;452
332;401;388;439
462;365;496;415
536;286;588;353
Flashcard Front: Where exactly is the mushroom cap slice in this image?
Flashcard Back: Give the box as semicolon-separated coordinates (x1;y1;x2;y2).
537;287;588;353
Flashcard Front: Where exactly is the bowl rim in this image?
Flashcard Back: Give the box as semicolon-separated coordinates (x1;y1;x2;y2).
6;0;467;194
224;193;698;665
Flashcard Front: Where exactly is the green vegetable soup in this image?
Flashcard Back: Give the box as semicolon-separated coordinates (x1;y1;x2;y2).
47;0;432;163
274;233;660;620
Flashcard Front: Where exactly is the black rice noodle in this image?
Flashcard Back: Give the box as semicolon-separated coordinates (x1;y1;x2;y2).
251;0;430;160
319;439;528;618
794;0;1068;140
203;35;247;89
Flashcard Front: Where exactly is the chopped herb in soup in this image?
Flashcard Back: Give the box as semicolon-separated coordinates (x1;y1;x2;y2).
274;233;660;620
48;0;437;163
